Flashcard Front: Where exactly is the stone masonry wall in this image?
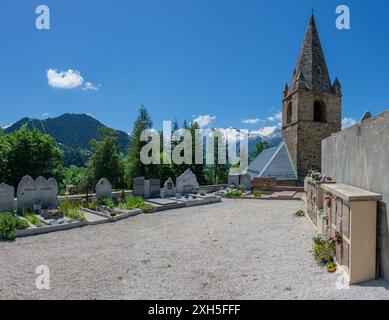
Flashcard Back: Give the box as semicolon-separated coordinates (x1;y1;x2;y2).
322;110;389;281
282;88;341;181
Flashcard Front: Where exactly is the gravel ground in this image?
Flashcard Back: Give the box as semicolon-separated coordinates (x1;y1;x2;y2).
1;199;389;300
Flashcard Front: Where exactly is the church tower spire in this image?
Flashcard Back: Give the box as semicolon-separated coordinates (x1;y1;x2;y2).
291;15;331;93
282;15;342;182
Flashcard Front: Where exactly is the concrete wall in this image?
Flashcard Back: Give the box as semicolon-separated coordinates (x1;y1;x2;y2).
322;110;389;281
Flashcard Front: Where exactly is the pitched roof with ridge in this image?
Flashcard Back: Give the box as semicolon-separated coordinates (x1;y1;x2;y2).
246;142;298;180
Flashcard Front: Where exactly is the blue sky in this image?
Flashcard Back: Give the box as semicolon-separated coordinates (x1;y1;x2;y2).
1;0;388;132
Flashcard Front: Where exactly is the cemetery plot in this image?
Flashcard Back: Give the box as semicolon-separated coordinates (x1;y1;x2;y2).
172;194;209;207
81;178;143;221
146;198;186;212
12;176;88;237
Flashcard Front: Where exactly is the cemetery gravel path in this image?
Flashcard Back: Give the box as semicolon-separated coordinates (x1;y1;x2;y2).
1;199;389;300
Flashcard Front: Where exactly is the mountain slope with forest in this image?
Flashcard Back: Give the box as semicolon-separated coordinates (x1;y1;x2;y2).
5;113;130;167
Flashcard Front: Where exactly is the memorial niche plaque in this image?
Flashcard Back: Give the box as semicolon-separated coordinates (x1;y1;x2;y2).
342;202;350;239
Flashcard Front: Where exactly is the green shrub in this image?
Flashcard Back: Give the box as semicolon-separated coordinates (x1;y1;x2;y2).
294;210;305;217
225;191;242;198
99;197;115;208
120;196;155;212
0;212;24;241
22;211;45;228
85;199;99;211
16;218;29;230
60;199;85;222
253;190;263;198
120;196;145;210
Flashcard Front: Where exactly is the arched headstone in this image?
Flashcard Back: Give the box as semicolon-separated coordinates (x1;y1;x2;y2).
0;183;15;212
35;176;58;209
17;176;36;212
96;178;112;199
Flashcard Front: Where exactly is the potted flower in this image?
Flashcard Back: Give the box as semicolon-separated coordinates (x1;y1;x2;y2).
324;195;332;207
327;260;337;273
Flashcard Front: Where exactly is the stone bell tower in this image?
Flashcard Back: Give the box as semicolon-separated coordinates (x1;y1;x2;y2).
282;15;342;181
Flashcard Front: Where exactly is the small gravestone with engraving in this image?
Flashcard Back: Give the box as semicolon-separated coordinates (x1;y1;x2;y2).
163;178;175;198
0;183;14;212
176;169;199;194
17;176;36;212
96;178;112;200
35;176;58;209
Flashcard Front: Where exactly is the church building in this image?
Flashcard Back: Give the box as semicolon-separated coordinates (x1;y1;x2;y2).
228;15;342;187
282;15;342;181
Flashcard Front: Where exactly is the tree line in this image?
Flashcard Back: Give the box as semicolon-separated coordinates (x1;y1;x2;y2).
0;106;230;194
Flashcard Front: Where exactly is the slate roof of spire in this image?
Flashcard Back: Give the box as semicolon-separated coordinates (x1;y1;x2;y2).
290;15;332;93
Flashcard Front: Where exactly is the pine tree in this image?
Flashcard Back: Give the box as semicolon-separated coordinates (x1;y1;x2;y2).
253;140;270;158
87;127;124;189
125;105;154;187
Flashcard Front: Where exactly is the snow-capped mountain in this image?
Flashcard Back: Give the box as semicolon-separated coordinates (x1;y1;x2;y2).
248;125;282;157
249;125;281;141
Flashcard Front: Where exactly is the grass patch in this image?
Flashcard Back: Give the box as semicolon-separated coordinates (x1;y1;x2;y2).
120;196;155;213
225;191;242;198
253;190;263;198
59;199;86;222
99;197;115;209
22;211;46;227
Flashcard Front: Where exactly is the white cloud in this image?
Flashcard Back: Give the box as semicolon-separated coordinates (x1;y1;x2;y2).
192;114;216;128
41;112;50;118
47;69;99;90
241;118;261;124
342;117;357;129
82;82;99;91
267;112;282;122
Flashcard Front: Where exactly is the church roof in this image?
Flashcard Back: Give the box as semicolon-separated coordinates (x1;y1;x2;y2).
246;142;298;180
290;15;332;93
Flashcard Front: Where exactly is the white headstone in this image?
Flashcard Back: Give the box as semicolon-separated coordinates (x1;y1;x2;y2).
96;178;112;199
35;176;58;209
176;169;199;194
0;183;15;212
17;176;36;211
163;178;175;198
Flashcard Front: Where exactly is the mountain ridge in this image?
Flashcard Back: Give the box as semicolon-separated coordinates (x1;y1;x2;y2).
4;113;130;167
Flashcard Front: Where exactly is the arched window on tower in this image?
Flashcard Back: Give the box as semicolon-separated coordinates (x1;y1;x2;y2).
314;101;326;123
286;102;292;124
